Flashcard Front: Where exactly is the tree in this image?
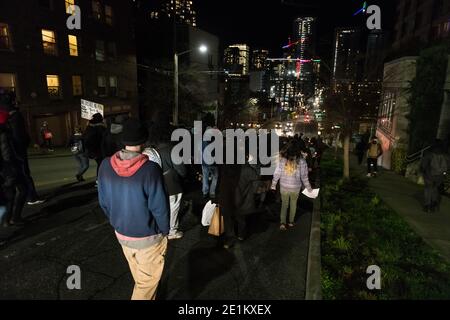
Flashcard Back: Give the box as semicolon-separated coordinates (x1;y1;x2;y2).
324;85;376;179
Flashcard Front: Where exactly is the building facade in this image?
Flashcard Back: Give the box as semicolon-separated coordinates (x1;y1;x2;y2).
376;57;418;170
0;0;138;146
150;0;197;27
251;49;269;71
224;44;250;76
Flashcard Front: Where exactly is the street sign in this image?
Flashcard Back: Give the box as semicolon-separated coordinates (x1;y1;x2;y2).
81;99;104;120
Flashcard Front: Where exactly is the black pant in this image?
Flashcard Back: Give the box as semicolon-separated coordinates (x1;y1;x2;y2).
22;153;39;202
367;158;378;174
357;153;364;165
95;157;104;177
3;175;28;223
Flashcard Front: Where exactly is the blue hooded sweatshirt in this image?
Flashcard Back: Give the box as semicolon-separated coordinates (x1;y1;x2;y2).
98;152;170;238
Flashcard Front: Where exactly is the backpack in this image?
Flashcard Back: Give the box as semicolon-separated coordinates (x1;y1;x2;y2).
71;140;83;155
430;153;448;177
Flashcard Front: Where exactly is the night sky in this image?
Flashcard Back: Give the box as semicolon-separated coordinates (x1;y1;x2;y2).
196;0;396;60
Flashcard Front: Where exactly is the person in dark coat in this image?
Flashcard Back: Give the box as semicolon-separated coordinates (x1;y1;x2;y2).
144;126;187;240
420;140;449;213
102;114;127;158
83;113;106;180
0;91;43;206
0;108;27;227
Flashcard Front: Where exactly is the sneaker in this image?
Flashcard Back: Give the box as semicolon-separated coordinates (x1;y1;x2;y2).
280;224;287;231
27;200;45;206
76;175;85;182
366;173;372;178
168;231;184;240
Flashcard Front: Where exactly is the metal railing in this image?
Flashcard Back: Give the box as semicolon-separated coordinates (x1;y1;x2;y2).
406;145;432;164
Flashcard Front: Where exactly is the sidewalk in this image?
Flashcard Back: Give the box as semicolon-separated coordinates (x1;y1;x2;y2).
28;147;72;159
351;158;450;263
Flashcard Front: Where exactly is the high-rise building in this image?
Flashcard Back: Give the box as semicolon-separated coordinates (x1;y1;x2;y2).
332;28;362;90
150;0;197;27
292;17;317;98
224;44;250;76
251;49;269;71
365;30;386;81
393;0;450;49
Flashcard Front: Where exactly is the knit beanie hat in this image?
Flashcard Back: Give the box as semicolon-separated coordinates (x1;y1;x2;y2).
90;113;104;124
122;119;149;146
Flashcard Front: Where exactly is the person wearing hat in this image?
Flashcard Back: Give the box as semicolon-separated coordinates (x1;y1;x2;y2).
98;118;169;300
83;113;106;181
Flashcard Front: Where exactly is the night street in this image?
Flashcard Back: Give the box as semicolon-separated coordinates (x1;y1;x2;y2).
0;154;312;299
1;0;450;307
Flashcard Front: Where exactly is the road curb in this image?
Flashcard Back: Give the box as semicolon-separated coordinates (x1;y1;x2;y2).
305;198;322;300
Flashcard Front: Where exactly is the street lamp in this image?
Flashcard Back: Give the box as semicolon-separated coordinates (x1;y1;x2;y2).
173;44;208;126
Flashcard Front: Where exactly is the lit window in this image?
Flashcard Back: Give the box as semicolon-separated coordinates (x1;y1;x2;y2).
97;76;107;96
109;76;118;97
68;35;78;56
105;5;113;25
0;23;13;51
42;29;57;55
95;40;105;61
0;73;16;93
72;75;82;96
65;0;75;14
47;75;61;99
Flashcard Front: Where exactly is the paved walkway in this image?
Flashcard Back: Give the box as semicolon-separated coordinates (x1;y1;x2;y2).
351;158;450;263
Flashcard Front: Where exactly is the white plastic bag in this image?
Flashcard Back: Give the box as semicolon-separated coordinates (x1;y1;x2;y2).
201;200;217;226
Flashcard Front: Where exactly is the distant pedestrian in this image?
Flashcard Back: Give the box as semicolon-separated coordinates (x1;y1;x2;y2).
40;121;54;152
367;136;382;177
420;140;449;213
98;119;169;300
69;127;89;182
202;127;219;200
0;107;27;227
83;113;106;182
355;139;366;165
271;146;312;231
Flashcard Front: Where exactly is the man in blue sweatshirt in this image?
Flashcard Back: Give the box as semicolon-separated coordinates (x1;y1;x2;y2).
98;119;169;300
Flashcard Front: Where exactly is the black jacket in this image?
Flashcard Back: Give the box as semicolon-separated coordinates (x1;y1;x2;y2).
0;125;18;187
83;123;106;159
8;109;31;158
102;123;124;158
157;143;187;196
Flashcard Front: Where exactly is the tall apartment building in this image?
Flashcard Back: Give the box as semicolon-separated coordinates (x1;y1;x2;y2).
0;0;138;146
150;0;197;27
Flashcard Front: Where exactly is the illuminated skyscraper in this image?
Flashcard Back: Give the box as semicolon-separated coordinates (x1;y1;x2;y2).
150;0;197;27
224;44;250;76
251;49;269;71
332;28;362;90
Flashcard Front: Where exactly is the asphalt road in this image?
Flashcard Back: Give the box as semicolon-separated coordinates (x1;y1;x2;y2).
29;155;97;190
0;156;313;300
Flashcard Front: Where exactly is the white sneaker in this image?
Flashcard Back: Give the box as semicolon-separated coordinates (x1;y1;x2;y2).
367;173;372;178
27;200;45;206
168;231;184;240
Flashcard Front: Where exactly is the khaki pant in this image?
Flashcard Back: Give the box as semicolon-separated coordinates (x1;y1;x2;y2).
280;192;300;225
121;237;168;300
